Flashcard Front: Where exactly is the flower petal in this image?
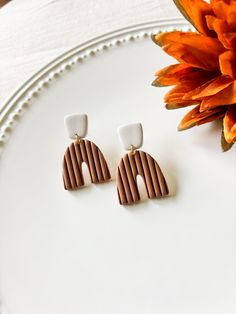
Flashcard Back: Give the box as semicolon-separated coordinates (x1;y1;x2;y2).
183;75;233;100
212;1;229;19
153;64;193;86
166;100;199;110
223;105;236;143
164;80;210;103
226;1;236;28
221;128;234;151
206;15;231;48
222;32;236;50
153;31;221;49
210;0;225;5
153;31;224;70
153;64;217;87
173;0;213;35
219;51;236;79
201;81;236;110
178;105;226;130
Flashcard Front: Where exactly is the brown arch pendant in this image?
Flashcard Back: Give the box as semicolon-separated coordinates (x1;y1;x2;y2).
63;139;111;190
117;150;169;205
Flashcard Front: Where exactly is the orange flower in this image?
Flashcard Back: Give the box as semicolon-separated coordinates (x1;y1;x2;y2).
152;0;236;151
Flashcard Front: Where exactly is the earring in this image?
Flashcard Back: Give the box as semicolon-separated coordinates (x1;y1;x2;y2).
62;114;111;190
116;123;169;205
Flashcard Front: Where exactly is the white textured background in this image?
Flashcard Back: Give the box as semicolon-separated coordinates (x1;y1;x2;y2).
0;0;180;105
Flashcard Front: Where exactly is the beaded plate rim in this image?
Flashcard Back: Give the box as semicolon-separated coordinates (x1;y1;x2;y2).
0;18;192;154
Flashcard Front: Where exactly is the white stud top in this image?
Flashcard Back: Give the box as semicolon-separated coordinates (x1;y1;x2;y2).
117;122;143;151
64;113;88;139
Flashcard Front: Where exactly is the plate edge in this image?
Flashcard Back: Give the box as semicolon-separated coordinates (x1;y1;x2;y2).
0;18;193;313
0;17;192;153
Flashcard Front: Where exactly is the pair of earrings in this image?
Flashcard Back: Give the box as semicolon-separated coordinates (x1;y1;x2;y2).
62;114;169;205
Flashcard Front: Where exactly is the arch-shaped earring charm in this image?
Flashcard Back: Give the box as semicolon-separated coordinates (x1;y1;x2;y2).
62;114;111;190
117;123;169;205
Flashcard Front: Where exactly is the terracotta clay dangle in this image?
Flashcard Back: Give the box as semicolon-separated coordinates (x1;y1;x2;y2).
117;123;169;205
63;114;111;190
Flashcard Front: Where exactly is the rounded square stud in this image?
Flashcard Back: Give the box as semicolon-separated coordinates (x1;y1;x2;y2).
117;122;143;151
64;114;88;140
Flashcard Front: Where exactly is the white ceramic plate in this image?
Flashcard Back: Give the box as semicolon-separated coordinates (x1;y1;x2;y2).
0;18;236;314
